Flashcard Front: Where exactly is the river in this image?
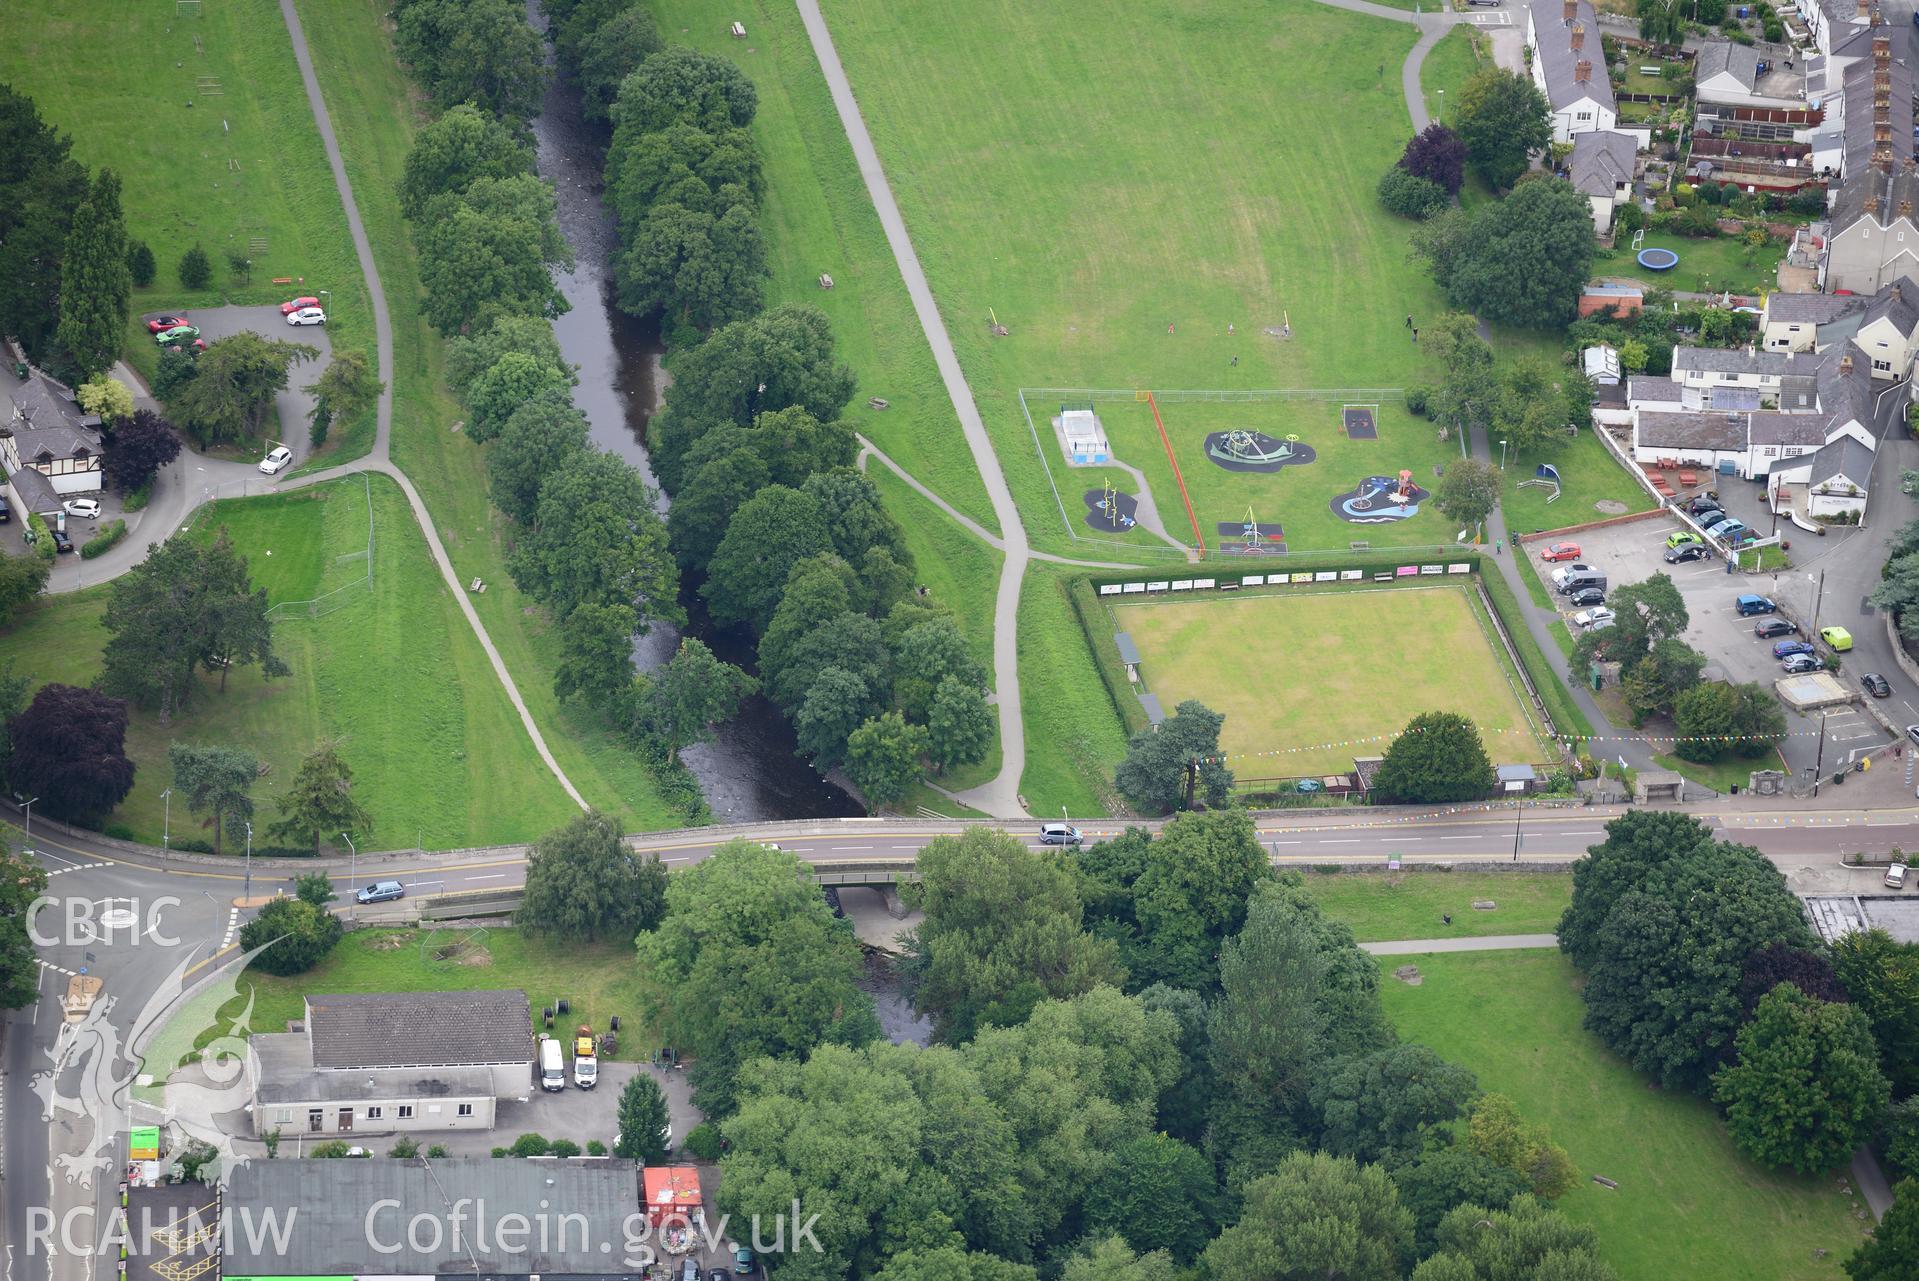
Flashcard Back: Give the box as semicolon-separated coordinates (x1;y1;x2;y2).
526;5;861;823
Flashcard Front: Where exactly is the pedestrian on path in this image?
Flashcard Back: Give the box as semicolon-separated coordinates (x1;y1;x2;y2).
1405;314;1413;328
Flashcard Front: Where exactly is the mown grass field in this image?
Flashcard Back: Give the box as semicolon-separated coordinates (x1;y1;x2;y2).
289;0;685;830
1382;950;1868;1281
1300;870;1571;942
0;478;582;850
0;0;377;466
1114;586;1551;774
817;0;1472;562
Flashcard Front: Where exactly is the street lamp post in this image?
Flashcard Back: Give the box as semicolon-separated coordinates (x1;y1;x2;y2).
1511;800;1523;862
1499;439;1509;470
244;820;253;900
161;788;172;849
17;795;38;844
342;831;358;921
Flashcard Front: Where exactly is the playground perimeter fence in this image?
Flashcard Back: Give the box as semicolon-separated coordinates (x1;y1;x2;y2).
1018;386;1408;555
263;472;375;621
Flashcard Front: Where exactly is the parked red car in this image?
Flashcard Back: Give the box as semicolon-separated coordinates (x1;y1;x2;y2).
1540;542;1583;562
146;314;189;333
279;295;320;315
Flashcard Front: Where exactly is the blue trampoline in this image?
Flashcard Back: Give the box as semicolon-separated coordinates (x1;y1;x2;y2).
1636;247;1680;271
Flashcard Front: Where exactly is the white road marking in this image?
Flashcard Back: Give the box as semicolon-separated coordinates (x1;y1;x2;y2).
457;873;506;882
1319;839;1362;844
1439;835;1478;840
1379;837;1423;843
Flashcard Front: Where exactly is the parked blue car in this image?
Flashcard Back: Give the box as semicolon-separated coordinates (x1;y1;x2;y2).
1773;639;1816;658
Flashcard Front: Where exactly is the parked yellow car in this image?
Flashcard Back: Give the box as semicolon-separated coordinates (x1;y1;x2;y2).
1821;626;1854;652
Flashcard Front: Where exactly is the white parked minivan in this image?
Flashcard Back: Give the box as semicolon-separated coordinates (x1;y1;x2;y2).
539;1036;566;1092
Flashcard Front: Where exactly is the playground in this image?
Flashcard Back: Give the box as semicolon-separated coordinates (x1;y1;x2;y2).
1027;390;1462;554
1112;585;1554;775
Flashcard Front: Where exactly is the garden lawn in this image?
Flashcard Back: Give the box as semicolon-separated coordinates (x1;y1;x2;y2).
1300;870;1571;942
1382;950;1868;1281
288;0;683;832
1114;585;1551;775
0;477;582;850
816;0;1481;561
1598;231;1781;298
1503;427;1654;536
0;0;376;464
140;927;653;1091
1654;748;1784;794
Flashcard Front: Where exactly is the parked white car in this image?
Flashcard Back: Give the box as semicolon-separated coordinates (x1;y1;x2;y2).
62;498;101;521
1574;606;1616;629
259;446;294;475
285;306;327;326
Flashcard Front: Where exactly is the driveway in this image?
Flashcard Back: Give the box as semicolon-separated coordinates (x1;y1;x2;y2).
41;307;335;592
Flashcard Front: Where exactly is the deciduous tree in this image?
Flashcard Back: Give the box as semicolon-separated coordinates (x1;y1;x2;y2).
577;8;664;122
1201;1152;1411;1281
610;46;758;136
635;840;878;1112
1846;1179;1919;1281
486;393;590;525
926;675;993;775
794;667;874;770
1083;1134;1220;1262
0;837;48;1009
845;710;928;813
1377;167;1449;220
1400;123;1467;195
398;103;533;219
1434;458;1502;532
445;314;571;393
1463;1093;1576;1198
1738;941;1848;1013
1831;928;1919;1095
1558;812;1815;1093
646;305;855;490
305;350;383;446
167;332;319;447
1390;1146;1531;1257
1453;67;1552;190
168;742;257;856
1714;984;1889;1173
7;684;135;822
238;896;342;976
1128;809;1274;990
77;376;133;425
519;809;666;942
1114;700;1233;814
1311;1043;1480;1166
905;827;1122;1041
634;637;756;761
614;199;766;330
266;742;372;856
0;553;50;628
552;602;639;710
1422;1196;1615;1281
700;485;831;631
508;449;679;626
1428;178;1596;329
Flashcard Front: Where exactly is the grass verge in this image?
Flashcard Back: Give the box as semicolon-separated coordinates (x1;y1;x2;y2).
1019;565;1130;816
1300;870;1571;942
1381;950;1867;1281
1479;564;1595;739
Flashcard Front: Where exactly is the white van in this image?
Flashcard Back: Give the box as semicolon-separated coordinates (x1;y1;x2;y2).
1887;863;1908;890
539;1036;566;1092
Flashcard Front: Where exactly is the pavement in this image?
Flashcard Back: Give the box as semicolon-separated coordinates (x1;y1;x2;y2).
1363;933;1558;954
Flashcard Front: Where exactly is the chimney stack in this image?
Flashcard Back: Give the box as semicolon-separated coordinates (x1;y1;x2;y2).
1860;0;1872;18
1841;354;1854;375
1576;58;1592;83
1902;199;1915;218
1564;0;1576;21
1571;20;1584;49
